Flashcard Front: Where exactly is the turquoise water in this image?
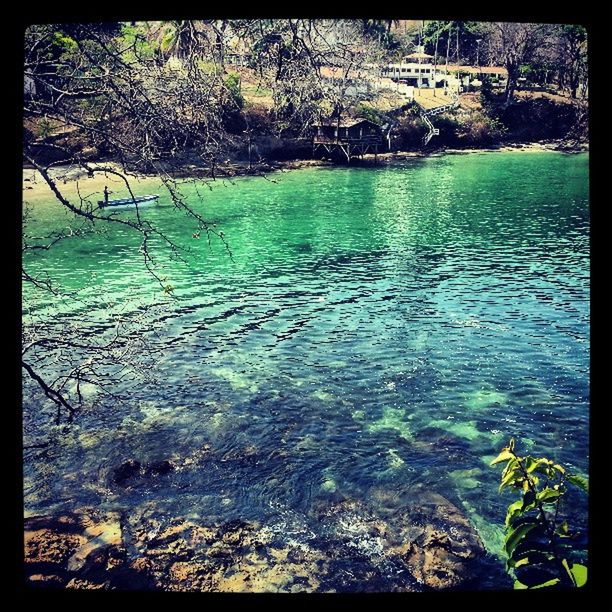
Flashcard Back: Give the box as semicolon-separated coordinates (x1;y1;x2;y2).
22;151;589;589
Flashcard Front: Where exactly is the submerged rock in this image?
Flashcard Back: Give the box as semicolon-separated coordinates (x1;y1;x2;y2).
23;490;486;592
312;492;485;591
387;491;486;589
112;460;142;485
111;459;175;487
146;460;174;476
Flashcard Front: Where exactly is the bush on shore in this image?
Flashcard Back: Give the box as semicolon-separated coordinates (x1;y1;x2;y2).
456;111;506;147
483;94;584;143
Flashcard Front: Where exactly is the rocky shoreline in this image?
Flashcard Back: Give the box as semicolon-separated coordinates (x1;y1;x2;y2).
24;489;492;592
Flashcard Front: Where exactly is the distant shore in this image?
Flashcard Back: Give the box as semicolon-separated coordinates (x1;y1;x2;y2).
23;140;588;203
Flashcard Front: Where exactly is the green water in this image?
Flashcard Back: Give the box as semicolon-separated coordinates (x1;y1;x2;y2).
22;151;589;590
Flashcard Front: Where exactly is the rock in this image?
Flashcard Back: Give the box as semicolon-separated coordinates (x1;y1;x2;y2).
112;459;142;485
27;573;66;588
112;458;176;486
65;578;109;590
24;511;126;589
23;491;486;592
312;492;485;591
386;492;486;589
25;527;84;567
146;460;173;476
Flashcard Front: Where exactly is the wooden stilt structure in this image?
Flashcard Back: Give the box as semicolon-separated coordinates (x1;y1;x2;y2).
312;118;384;164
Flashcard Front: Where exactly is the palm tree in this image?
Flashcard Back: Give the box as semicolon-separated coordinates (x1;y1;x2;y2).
158;20;199;60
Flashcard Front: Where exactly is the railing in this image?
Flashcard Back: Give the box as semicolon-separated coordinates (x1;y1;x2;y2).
313;136;383;146
419;92;459;146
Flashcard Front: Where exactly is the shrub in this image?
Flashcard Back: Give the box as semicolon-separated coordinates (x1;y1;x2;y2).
502;98;567;140
457;111;505;146
393;114;427;150
222;74;247;133
491;438;588;589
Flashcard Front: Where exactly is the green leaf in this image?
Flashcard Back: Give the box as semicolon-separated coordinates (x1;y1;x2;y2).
510;549;554;566
514;579;529;590
523;457;551;473
515;562;561;588
570;563;588;588
499;460;522;491
537;487;561;504
567;474;589;494
505;499;523;527
521;489;536;510
490;448;514;465
501;457;518;478
560;558;582;587
556;521;570;537
505;522;537;557
532;578;561;589
528;458;561;479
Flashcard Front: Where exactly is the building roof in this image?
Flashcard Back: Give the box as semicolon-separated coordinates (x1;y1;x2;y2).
404;52;434;60
445;64;508;76
313;117;380;129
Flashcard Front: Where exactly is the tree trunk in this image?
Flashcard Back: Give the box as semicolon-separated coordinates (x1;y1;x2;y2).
504;65;519;107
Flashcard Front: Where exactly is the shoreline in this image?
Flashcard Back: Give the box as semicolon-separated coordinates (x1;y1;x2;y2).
22;139;588;202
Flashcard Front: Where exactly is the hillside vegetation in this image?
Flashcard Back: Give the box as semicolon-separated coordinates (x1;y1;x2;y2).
24;20;588;176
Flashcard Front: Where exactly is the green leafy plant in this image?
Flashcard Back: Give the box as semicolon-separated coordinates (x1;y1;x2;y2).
490;438;588;589
224;73;244;110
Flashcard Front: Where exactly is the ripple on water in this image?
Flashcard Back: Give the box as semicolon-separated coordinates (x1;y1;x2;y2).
22;153;589;589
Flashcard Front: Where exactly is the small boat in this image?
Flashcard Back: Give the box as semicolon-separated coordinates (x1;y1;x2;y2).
98;194;160;208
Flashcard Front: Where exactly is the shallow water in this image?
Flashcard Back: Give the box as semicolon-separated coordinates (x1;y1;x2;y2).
22;151;589;590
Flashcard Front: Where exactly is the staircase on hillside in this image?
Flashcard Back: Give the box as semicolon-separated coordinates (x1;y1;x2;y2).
419;92;459;147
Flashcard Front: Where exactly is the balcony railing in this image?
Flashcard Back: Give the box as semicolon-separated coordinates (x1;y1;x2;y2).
313;135;383;145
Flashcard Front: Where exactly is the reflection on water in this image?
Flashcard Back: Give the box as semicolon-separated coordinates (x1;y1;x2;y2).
23;152;589;589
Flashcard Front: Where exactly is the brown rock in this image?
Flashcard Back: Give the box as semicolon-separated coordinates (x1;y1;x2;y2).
27;573;66;587
390;493;485;589
24;511;127;586
25;527;85;566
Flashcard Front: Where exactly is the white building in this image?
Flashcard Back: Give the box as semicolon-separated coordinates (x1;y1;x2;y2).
381;47;448;90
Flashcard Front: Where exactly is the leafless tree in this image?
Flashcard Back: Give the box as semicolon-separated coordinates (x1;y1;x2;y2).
22;20;380;429
487;22;554;106
23;22;236;427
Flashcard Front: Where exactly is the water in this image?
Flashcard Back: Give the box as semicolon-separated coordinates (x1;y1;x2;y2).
22;151;590;589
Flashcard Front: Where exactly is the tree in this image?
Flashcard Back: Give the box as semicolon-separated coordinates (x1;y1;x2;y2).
23;20;387;427
229;20;383;136
359;19;401;50
423;21;491;65
488;22;554;106
23;22;234;426
556;25;588;99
